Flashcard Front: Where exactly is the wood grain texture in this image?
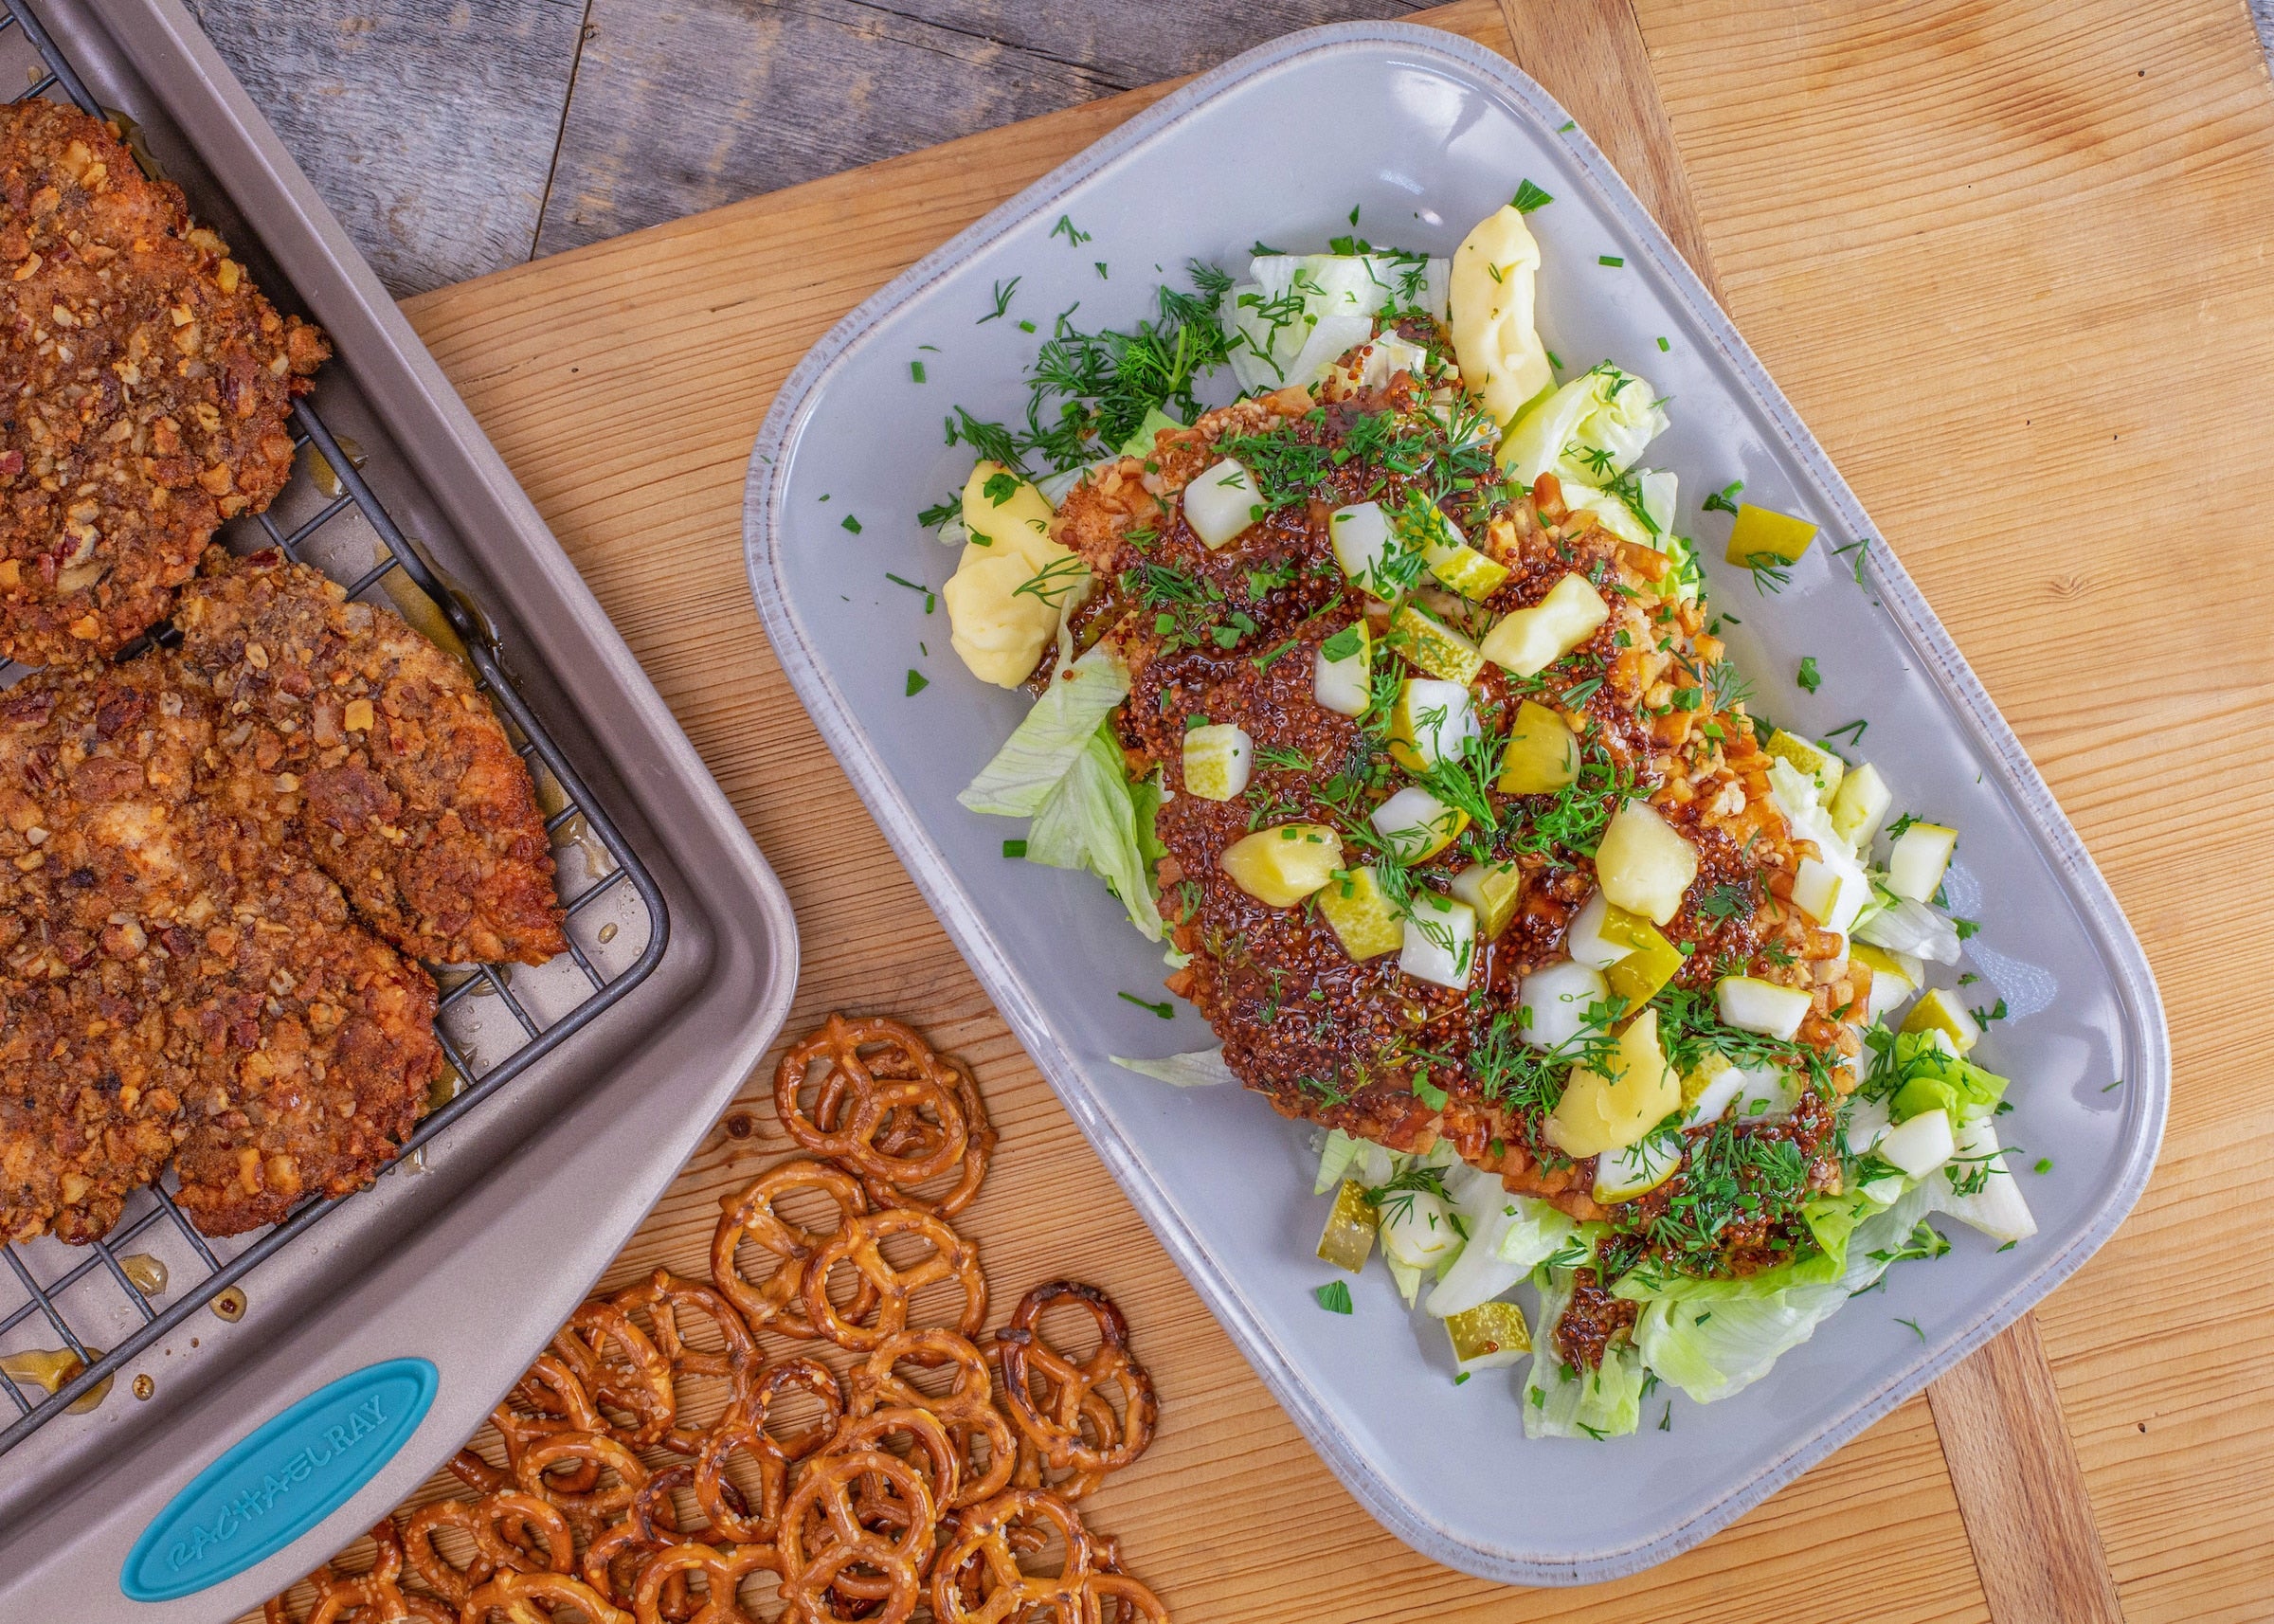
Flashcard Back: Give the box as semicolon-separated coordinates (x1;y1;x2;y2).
185;0;587;295
289;5;2005;1619
1496;0;1720;295
1639;3;2274;1621
532;0;1433;255
1929;1316;2123;1624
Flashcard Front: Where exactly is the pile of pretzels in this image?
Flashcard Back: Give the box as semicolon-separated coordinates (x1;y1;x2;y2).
262;1015;1165;1624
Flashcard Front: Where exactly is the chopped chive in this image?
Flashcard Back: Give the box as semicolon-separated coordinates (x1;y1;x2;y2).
1002;839;1027;858
1511;178;1553;213
1453;1371;1471;1386
1656;335;1670;352
2033;1157;2053;1174
1997;1238;2018;1252
1703;479;1744;514
910;360;927;383
1314;1280;1354;1314
1118;991;1174;1019
1545;349;1564;371
1598;254;1624;267
1557;119;1576;132
1018;318;1037;334
841;514;863;534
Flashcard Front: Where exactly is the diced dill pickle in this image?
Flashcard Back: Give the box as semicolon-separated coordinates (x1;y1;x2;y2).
1316;1179;1379;1273
1495;699;1579;793
1445;1300;1531;1364
1602;911;1686;1004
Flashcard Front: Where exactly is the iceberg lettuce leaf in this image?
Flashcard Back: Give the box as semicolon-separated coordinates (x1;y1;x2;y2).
957;643;1131;817
1110;1050;1236;1088
1024;723;1163;941
1522;1265;1648;1439
1632;1182;1938;1404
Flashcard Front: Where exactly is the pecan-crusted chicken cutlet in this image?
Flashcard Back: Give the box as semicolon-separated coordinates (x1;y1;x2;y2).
0;659;195;1241
0;655;443;1240
0;99;328;665
173;548;568;966
1053;345;1864;1258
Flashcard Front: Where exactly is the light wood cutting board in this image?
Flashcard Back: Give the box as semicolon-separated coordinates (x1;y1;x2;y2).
253;1;2274;1618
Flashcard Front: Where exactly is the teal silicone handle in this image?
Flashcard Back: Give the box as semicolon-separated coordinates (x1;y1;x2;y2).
119;1357;437;1602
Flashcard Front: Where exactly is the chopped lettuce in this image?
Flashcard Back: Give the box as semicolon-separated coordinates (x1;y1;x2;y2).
1111;1049;1236;1088
958;643;1131;816
1024;723;1163;940
1632;1182;1938;1405
1315;1128;1398;1194
1882;1032;2010;1125
1427;1168;1580;1318
1116;404;1185;460
1226;252;1448;393
1497;363;1667;489
1524;1264;1651;1439
1855;893;1964;965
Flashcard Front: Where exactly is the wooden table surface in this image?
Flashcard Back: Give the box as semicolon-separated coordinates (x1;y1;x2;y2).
232;0;2274;1619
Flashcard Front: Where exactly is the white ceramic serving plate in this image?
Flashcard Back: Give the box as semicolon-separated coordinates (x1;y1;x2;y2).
744;23;2166;1584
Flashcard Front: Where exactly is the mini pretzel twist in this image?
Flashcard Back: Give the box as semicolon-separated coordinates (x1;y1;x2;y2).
711;1157;875;1339
800;1208;986;1353
1089;1568;1172;1622
850;1328;1016;1507
776;1015;969;1188
695;1355;844;1543
815;1050;996;1218
818;1403;964;1523
616;1269;760;1385
996;1282;1156;1479
493;1353;605;1492
514;1429;651;1529
631;1541;785;1624
403;1489;570;1605
929;1488;1094;1624
779;1448;936;1589
552;1300;678;1451
461;1570;634;1624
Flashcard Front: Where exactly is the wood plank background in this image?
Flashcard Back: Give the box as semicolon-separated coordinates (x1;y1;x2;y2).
186;0;2274;298
216;0;2274;1619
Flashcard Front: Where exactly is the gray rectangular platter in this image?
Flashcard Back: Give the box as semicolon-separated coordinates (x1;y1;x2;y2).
763;19;2173;1590
0;0;798;1617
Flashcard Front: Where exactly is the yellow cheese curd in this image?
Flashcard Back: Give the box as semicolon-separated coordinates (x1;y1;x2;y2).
943;460;1090;687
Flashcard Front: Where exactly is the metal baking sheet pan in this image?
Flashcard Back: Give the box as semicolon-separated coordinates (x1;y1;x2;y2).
0;0;797;1616
744;21;2166;1585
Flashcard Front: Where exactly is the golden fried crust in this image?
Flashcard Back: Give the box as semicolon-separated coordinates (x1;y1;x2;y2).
0;656;442;1241
0;100;328;665
0;960;185;1244
168;854;442;1237
174;549;568;966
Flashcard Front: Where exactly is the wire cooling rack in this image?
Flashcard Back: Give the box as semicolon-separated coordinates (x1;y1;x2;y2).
0;0;668;1453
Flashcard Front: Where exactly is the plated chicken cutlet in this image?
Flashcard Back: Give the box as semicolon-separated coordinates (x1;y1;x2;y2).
0;99;327;666
0;547;563;1240
937;201;2028;1436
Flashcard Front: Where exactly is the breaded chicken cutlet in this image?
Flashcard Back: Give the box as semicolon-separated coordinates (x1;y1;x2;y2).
173;548;568;966
0;655;444;1238
0;99;328;666
0;542;571;1240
